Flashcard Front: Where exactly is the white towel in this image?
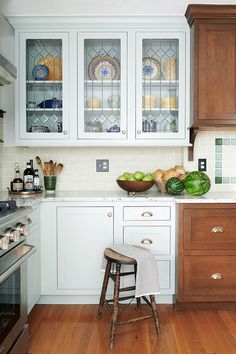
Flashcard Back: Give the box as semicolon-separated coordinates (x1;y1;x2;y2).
101;244;160;298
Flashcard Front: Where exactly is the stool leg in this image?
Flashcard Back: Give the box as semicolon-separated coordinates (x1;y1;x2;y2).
109;263;121;350
134;263;140;309
97;260;112;320
150;294;160;335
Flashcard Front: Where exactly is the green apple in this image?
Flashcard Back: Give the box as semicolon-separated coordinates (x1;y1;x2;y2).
123;172;133;179
127;176;137;181
142;174;154;181
117;175;126;180
134;171;145;181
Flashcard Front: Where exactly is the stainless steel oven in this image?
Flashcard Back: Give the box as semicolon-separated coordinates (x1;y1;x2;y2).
0;201;34;354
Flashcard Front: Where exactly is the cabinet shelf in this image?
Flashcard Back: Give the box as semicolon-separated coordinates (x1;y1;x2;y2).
27;80;62;84
85;108;120;111
84;80;120;86
142;108;178;111
142;80;178;86
26;108;62;112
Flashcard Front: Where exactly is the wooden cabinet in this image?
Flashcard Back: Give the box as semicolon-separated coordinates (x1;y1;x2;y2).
177;203;236;310
186;5;236;127
27;204;41;313
8;15;189;147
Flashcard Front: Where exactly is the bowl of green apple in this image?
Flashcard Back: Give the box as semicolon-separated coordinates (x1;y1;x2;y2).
116;171;154;193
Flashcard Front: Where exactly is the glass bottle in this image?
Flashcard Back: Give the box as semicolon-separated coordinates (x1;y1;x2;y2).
12;169;24;192
24;162;34;192
33;169;40;191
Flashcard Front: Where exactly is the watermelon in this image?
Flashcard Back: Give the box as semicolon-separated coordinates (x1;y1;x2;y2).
184;171;211;196
165;177;184;195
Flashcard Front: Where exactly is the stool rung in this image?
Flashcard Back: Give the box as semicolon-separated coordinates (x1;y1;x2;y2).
119;286;135;292
106;294;135;303
109;271;135;281
117;315;153;326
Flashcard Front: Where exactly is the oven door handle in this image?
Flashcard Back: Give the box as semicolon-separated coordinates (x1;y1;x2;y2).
0;244;36;284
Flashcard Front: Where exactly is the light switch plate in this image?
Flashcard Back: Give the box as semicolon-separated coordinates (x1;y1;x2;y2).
96;159;109;172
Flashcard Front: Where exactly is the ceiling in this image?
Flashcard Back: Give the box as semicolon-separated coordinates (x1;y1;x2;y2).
1;0;236;16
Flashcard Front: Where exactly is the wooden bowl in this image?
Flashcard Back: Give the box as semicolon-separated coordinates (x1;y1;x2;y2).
116;180;154;193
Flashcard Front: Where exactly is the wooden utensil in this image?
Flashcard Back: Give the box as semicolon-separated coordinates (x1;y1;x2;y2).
49;160;54;175
44;162;51;176
36;156;44;173
55;163;63;175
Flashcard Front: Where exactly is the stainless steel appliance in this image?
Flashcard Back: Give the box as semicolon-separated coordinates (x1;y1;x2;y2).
0;200;34;354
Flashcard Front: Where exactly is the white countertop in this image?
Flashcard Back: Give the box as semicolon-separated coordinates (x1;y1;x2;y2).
2;190;236;204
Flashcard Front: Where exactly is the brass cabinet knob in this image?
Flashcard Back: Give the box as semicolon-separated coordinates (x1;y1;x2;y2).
211;273;224;280
141;211;153;217
141;238;153;245
107;212;112;217
211;226;224;233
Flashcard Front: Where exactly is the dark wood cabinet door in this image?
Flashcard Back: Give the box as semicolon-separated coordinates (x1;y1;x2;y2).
195;22;236;126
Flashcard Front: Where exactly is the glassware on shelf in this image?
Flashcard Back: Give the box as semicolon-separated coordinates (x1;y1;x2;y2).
86;97;101;109
107;95;120;108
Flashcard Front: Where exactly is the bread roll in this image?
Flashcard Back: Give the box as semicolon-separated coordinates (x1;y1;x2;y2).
163;169;180;182
152;169;164;182
174;165;185;175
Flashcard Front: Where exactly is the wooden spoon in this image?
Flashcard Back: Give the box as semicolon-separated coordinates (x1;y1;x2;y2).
36;156;44;173
49;160;54;175
55;163;63;175
52;162;57;175
44;162;51;176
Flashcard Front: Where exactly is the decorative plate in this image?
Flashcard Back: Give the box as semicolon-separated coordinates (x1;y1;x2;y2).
88;55;120;80
37;56;62;81
143;57;161;80
32;65;49;80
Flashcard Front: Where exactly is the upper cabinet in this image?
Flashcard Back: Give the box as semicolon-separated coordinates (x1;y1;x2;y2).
17;32;69;142
8;16;189;146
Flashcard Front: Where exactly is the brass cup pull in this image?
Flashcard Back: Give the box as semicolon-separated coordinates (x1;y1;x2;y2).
211;273;224;280
141;211;153;217
141;238;153;245
107;212;112;217
211;226;224;233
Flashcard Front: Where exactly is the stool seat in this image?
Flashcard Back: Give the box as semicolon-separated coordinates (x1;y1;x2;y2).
104;248;136;265
97;246;160;349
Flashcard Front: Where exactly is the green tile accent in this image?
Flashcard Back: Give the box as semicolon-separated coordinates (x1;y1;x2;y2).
215;169;222;177
215;177;222;184
215;145;222;153
215;161;222;168
215;138;222;145
215;154;222;161
223;177;230;184
222;138;230;145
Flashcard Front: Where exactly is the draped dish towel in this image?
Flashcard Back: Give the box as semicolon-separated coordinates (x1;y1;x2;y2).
101;244;160;298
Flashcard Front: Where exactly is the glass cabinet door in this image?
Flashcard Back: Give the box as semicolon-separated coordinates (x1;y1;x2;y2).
78;33;127;139
136;32;186;140
18;33;69;140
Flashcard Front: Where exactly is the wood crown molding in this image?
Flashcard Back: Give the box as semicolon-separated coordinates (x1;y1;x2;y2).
185;4;236;27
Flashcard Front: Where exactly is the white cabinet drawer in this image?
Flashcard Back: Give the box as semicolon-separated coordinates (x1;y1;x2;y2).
123;206;171;221
124;226;171;255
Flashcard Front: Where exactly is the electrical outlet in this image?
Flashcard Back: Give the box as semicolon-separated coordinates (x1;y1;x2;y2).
96;159;109;172
198;158;207;172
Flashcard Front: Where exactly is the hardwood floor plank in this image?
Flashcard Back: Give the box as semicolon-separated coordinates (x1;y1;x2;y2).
28;305;236;354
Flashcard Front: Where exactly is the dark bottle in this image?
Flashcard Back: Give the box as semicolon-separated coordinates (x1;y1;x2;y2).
33;169;40;191
30;159;35;174
12;169;23;192
24;162;34;191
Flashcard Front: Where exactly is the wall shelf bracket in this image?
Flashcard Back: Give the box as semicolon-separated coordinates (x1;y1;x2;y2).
188;127;199;161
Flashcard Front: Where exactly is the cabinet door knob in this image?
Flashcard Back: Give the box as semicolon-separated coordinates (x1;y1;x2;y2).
210;272;224;280
63;130;68;135
122;130;126;135
137;130;141;134
211;226;224;233
141;211;153;217
107;212;112;217
141;238;153;245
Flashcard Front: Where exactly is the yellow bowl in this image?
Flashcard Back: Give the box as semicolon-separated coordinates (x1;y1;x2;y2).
116;180;154;193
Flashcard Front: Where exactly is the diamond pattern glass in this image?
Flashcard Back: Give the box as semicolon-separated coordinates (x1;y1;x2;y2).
26;39;63;133
84;39;121;133
142;38;179;133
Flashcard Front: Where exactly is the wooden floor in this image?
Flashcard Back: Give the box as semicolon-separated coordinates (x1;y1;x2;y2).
28;304;236;354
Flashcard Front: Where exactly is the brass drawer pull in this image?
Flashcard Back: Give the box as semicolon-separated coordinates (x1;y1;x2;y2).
141;238;153;245
141;211;153;217
211;273;224;280
211;226;224;233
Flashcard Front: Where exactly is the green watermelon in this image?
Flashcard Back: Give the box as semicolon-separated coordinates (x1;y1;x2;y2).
184;171;211;196
165;177;184;195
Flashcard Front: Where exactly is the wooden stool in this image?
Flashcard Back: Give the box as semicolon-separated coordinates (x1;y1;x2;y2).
97;248;160;349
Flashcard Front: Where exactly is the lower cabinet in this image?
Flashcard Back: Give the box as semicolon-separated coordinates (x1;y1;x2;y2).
27;204;41;313
57;206;114;292
177;203;236;310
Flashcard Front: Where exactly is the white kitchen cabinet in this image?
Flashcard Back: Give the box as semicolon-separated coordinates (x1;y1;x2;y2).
27;203;41;313
8;16;189;147
57;206;114;292
15;32;69;143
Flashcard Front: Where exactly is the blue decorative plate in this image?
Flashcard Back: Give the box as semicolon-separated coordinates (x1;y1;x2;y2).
143;57;161;80
32;64;49;80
